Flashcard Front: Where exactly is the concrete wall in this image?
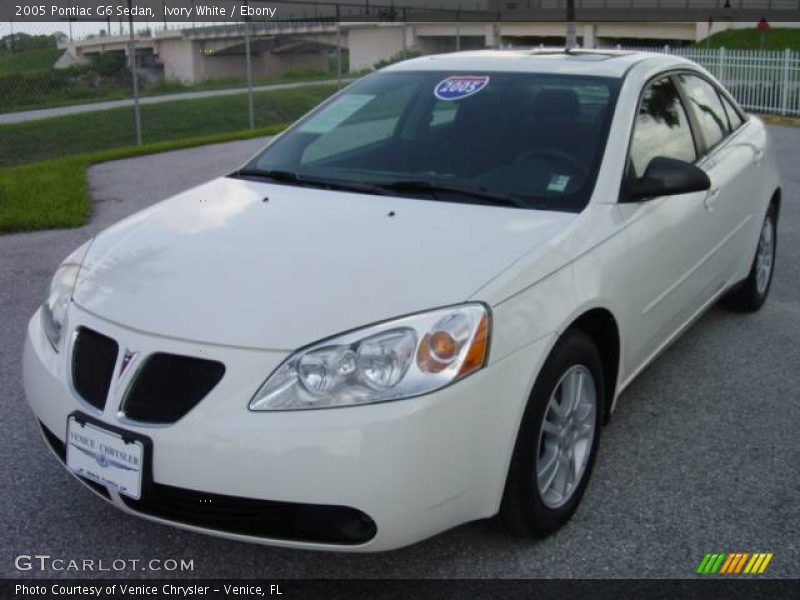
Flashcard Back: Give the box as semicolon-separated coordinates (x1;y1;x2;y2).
594;22;696;43
258;51;329;77
500;22;571;39
198;54;247;81
157;38;201;84
348;21;703;68
348;26;407;71
163;47;329;83
501;21;697;47
53;48;88;69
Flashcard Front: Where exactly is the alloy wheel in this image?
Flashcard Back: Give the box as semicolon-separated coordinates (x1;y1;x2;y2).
755;216;775;296
536;365;597;509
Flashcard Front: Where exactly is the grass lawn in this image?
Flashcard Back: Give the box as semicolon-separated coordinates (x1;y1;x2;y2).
0;83;338;168
0;125;287;232
695;28;800;51
0;67;343;114
0;48;63;75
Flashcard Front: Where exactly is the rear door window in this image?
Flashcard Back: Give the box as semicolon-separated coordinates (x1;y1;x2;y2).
678;74;731;150
720;94;745;131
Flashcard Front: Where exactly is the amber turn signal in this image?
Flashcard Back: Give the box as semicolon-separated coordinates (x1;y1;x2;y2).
457;313;489;377
417;312;489;376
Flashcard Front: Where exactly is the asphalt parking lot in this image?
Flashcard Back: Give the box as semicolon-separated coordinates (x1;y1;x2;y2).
1;127;798;579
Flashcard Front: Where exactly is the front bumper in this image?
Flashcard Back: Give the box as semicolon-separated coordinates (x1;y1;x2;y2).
23;304;552;551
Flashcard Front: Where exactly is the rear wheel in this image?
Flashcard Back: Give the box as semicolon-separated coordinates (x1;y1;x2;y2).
723;205;777;312
499;330;604;537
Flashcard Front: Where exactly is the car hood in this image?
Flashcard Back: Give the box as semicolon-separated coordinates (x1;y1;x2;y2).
74;177;573;350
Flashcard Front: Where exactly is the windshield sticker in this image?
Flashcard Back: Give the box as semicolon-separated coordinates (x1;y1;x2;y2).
434;75;490;101
547;174;571;193
299;94;374;134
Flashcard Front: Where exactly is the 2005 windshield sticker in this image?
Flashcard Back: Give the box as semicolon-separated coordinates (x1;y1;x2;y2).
434;76;491;101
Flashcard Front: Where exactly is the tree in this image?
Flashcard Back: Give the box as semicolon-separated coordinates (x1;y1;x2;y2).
0;33;57;53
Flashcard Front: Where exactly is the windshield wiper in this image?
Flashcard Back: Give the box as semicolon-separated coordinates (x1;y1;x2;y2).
231;170;531;208
376;180;529;209
231;168;302;184
231;168;391;196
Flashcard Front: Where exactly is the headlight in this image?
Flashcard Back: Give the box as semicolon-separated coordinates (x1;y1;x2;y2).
41;240;92;351
250;303;490;411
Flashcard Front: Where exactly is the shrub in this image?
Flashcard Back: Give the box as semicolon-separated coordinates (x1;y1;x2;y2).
88;53;127;77
373;48;422;70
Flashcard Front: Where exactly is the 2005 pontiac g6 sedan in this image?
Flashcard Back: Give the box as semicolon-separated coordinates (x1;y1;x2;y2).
24;50;781;551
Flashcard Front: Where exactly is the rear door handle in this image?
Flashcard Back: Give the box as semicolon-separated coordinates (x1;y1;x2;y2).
754;148;765;165
704;188;721;211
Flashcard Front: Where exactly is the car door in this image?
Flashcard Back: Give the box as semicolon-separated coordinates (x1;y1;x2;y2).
676;73;763;285
617;75;722;374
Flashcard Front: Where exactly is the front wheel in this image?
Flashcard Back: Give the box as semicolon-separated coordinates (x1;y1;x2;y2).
722;205;777;312
499;330;605;538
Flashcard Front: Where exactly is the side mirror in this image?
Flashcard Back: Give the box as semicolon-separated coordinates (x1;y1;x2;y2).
623;156;711;202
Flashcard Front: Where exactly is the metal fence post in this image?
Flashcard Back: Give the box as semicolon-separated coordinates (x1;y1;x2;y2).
336;4;342;88
781;48;791;116
565;0;577;49
128;0;142;146
244;19;254;129
719;46;727;86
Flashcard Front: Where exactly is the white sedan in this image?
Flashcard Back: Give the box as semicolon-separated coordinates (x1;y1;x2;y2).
24;50;781;551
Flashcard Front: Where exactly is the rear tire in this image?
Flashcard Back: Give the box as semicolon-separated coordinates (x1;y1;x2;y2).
722;204;777;313
499;329;605;538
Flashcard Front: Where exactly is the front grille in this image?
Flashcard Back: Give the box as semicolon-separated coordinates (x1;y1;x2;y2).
72;327;118;411
122;353;225;424
122;483;377;545
39;422;111;499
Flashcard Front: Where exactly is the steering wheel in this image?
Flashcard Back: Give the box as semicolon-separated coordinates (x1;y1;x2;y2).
514;149;589;179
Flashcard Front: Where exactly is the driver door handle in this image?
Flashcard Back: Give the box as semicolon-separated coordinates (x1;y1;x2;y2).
704;188;721;211
754;148;765;165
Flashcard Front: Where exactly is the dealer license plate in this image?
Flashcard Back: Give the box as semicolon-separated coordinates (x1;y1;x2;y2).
66;416;144;500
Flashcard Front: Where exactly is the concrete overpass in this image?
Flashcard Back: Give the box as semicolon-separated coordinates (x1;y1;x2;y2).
346;21;704;69
59;22;340;83
58;18;798;82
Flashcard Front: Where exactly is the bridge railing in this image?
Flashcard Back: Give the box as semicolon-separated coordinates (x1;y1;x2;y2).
180;20;340;38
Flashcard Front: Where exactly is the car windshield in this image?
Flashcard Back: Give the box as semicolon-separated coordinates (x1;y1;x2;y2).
240;70;621;212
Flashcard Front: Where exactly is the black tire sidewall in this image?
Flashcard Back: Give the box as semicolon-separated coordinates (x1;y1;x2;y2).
721;203;778;312
500;330;605;537
753;205;778;304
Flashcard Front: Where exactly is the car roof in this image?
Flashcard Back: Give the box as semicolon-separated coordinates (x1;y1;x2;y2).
384;49;694;78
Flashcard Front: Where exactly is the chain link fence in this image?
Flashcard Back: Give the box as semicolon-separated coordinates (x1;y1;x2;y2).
2;17;800;169
0;19;362;167
0;20;352;111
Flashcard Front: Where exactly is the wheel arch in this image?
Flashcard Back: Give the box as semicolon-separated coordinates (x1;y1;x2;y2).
771;187;781;220
564;307;621;425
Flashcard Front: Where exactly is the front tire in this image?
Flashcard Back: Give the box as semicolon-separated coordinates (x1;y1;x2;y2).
722;204;777;313
499;330;605;538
